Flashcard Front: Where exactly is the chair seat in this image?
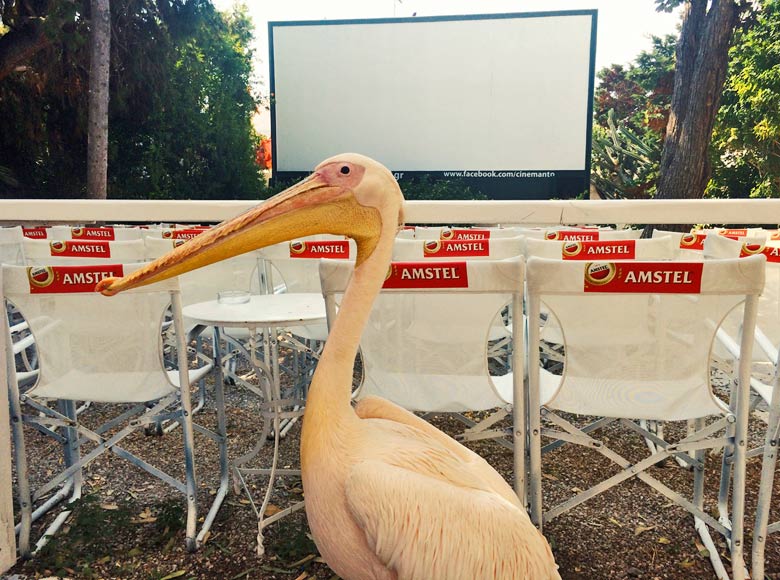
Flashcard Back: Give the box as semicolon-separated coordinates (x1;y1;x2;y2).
537;367;729;421
360;369;510;412
29;364;212;403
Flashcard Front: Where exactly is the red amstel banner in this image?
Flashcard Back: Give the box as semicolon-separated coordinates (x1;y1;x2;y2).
679;232;707;250
441;228;491;240
545;230;600;241
22;227;48;239
584;261;703;293
49;240;111;257
289;240;349;259
562;240;635;260
719;228;748;239
423;239;489;257
383;261;469;289
740;242;780;263
162;229;206;240
27;264;124;294
71;226;115;240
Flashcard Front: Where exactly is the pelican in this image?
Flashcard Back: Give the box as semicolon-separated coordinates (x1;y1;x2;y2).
97;154;561;580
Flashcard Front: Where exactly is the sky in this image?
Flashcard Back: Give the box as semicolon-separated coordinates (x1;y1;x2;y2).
216;0;684;99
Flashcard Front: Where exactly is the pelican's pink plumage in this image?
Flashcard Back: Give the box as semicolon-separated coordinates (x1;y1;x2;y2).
97;154;561;580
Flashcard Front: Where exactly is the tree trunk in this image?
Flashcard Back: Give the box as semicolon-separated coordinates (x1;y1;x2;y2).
86;0;111;200
644;0;740;235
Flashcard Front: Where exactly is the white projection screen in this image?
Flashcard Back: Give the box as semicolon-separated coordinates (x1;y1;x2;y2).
269;11;597;199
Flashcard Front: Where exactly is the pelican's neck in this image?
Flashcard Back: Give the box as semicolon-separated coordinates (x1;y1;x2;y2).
303;220;396;431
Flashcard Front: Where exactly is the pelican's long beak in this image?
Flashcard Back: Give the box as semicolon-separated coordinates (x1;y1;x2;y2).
96;172;378;296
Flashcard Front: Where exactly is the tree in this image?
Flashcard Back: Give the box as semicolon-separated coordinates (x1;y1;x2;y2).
591;35;675;199
651;1;752;214
0;1;262;200
711;0;780;198
86;0;110;200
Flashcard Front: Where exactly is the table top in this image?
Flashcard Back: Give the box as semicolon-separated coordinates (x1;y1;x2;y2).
182;293;326;328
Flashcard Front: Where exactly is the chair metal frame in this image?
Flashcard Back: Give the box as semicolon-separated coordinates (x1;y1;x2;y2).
2;264;228;556
525;255;763;580
320;256;527;496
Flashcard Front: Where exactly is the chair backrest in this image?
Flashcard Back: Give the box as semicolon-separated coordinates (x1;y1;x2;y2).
704;233;780;359
259;238;357;294
2;263;178;403
0;227;25;265
652;229;708;260
319;257;524;412
145;237;260;305
526;255;764;420
393;237;524;261
525;236;676;261
23;239;147;265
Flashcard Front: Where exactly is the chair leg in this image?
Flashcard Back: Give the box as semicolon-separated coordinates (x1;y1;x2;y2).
752;399;780;580
8;381;31;557
32;400;83;555
196;327;230;547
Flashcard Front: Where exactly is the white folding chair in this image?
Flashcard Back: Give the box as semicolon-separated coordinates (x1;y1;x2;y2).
525;255;764;580
703;234;780;580
320;257;525;459
3;263;225;556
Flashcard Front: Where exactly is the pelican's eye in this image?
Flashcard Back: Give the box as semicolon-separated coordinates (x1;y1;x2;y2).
340;165;351;175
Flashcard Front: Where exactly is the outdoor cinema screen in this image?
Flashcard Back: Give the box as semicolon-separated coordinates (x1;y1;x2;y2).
269;11;597;199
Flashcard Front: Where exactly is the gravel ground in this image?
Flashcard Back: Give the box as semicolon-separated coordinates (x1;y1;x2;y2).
5;348;780;580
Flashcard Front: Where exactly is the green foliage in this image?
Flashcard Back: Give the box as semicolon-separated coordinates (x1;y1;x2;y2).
398;176;486;201
592;110;661;199
710;0;780;198
0;0;262;200
591;36;675;198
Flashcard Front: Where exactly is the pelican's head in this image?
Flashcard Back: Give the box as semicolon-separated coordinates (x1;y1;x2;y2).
96;153;404;296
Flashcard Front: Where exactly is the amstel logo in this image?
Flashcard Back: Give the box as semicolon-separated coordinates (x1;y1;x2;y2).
584;262;617;286
50;241;67;254
678;232;706;251
162;230;173;239
174;239;187;248
27;266;55;289
440;229;454;241
71;227;85;238
290;241;307;255
423;240;441;254
741;241;766;256
562;242;582;258
545;231;561;241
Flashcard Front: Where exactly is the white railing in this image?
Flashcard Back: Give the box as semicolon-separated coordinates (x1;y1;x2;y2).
0;198;779;226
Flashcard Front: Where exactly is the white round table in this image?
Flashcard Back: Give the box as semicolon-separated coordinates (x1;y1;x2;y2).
182;292;326;556
182;293;326;330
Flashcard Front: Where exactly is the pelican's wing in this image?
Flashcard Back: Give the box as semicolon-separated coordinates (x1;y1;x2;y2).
355;396;521;507
345;460;561;580
355;396;474;461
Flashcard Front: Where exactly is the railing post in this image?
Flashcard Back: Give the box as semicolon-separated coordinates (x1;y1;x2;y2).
0;270;17;571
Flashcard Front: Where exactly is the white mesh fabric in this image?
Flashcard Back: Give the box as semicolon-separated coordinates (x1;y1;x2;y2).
23;239;147;265
3;263;177;403
705;234;780;362
527;256;764;421
320;258;524;412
